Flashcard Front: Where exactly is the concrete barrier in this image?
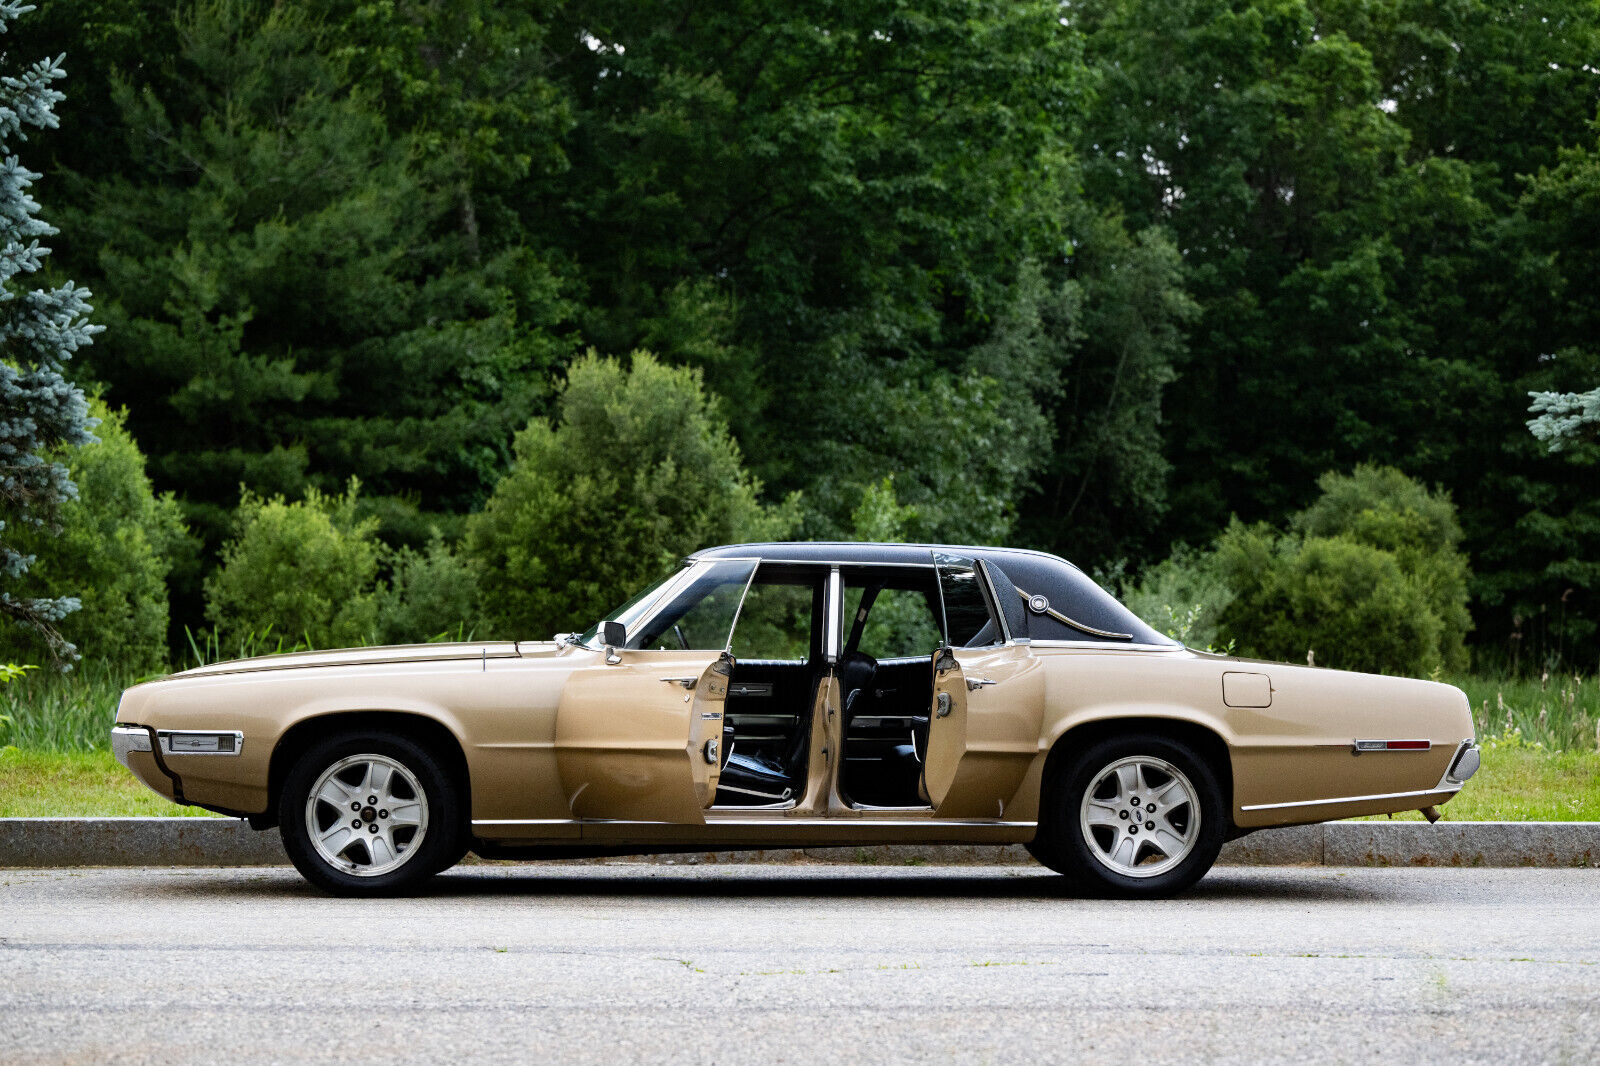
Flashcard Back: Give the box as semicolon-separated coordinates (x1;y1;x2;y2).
2;818;1598;869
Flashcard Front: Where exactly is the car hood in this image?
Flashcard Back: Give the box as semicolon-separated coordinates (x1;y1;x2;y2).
167;641;562;680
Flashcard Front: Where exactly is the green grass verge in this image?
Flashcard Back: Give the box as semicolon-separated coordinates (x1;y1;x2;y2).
0;748;219;818
1357;743;1600;822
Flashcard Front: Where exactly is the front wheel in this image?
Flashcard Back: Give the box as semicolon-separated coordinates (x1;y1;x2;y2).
1028;733;1226;898
279;731;464;896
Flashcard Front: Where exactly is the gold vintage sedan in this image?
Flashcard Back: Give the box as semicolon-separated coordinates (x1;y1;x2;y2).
113;542;1481;896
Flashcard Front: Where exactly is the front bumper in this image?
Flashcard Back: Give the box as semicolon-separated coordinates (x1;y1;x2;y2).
111;724;153;769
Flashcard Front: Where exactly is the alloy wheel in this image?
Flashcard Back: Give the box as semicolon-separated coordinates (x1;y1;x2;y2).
1078;755;1201;878
304;754;429;877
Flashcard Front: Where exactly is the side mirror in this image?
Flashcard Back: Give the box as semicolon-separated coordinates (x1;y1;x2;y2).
598;620;626;648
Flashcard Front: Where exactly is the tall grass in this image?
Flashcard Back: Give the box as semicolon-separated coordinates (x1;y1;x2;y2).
0;660;132;752
1453;672;1600;753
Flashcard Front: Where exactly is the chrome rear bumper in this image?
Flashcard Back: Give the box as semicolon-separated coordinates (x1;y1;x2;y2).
1441;739;1481;787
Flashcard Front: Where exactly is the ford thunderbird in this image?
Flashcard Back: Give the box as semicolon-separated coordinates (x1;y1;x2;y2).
113;542;1481;896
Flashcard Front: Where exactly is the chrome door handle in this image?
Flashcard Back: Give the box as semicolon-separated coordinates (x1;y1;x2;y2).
966;678;997;691
661;676;699;690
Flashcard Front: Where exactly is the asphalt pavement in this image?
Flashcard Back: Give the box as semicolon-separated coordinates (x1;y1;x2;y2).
3;864;1598;1065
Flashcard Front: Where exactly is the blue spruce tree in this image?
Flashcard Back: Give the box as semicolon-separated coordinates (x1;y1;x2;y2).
0;1;100;660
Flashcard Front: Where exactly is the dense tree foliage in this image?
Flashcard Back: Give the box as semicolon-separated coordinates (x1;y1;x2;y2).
465;352;796;639
1122;466;1473;675
8;0;1600;670
0;3;99;660
0;399;188;672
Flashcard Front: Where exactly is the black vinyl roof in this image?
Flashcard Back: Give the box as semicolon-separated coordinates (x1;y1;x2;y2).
690;542;1176;646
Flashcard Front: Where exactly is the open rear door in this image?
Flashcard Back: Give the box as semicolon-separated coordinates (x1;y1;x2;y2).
920;552;1044;818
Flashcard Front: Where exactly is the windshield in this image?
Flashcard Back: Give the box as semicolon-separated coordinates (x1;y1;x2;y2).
573;563;693;648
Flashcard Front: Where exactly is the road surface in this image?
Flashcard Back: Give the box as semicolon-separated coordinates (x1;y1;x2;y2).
3;864;1597;1064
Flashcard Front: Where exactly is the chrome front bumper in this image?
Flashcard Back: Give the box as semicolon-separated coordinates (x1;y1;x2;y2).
111;724;153;769
112;724;245;764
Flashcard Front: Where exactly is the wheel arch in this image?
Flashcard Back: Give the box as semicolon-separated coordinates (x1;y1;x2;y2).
257;710;472;830
1039;713;1236;826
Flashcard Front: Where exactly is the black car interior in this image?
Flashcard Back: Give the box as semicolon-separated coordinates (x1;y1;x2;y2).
712;569;825;807
707;560;1005;810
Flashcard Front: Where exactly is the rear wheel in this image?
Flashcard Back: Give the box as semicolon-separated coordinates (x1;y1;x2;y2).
279;731;464;896
1028;733;1225;898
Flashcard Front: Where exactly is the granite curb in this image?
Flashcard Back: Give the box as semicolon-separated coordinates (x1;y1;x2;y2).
2;818;1597;869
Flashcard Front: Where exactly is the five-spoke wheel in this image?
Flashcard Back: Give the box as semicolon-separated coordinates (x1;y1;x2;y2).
279;732;463;896
1029;732;1225;897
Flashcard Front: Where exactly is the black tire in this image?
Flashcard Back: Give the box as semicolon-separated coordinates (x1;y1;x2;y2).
1027;732;1226;898
278;731;465;897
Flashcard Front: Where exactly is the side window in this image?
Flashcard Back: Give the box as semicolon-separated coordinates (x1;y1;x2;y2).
855;588;941;659
632;559;756;649
934;553;1004;647
729;581;815;661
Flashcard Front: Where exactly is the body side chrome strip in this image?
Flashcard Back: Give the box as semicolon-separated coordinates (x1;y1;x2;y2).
472;817;1036;829
1240;786;1460;812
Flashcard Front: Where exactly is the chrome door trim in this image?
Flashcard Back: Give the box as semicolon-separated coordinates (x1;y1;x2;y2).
823;567;843;664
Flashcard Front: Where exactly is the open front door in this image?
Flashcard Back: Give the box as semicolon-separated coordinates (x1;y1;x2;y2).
920;553;1044;818
556;558;756;823
686;653;732;807
923;646;969;807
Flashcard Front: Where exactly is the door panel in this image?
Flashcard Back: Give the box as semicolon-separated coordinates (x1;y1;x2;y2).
687;654;731;807
922;648;968;807
556;650;725;823
925;644;1045;818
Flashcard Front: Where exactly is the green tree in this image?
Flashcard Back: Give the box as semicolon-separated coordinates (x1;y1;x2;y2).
372;534;483;645
1020;215;1194;563
51;0;572;550
204;481;381;650
0;399;189;673
533;1;1090;542
465;352;799;639
0;2;101;660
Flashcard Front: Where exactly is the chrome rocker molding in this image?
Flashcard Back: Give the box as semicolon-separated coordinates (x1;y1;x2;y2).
472;817;1037;831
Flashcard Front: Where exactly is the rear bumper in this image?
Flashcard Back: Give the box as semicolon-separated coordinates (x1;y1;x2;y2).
1440;739;1481;788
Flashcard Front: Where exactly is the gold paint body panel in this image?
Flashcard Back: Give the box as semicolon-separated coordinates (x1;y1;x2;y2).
113;639;1475;844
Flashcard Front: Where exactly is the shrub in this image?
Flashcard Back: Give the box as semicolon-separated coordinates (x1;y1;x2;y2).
1116;544;1236;649
1123;466;1472;676
0;399;189;674
372;534;482;645
204;481;381;649
465;352;799;638
1214;524;1443;674
1293;465;1471;669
